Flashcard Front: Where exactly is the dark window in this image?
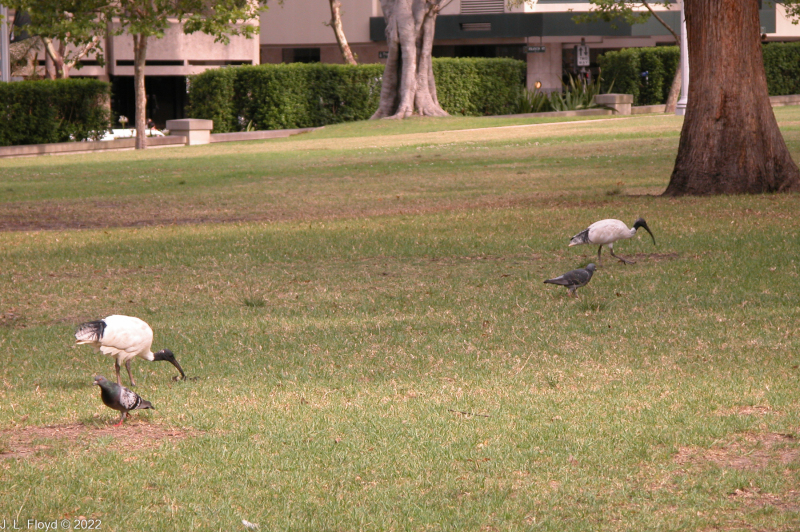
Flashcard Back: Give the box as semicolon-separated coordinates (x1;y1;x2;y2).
116;60;185;66
282;48;320;63
432;44;525;62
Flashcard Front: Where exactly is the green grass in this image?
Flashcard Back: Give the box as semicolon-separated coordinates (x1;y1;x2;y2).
1;109;800;531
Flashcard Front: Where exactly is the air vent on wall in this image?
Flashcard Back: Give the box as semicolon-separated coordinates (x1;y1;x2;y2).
460;22;492;31
460;0;504;14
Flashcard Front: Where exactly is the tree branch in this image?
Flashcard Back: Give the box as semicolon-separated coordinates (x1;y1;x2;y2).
641;0;679;42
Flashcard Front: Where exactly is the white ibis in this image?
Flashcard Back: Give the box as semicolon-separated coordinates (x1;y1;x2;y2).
569;218;655;265
93;375;153;426
75;315;185;386
544;263;596;297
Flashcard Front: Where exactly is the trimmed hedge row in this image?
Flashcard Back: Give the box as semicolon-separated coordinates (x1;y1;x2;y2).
599;41;800;105
434;57;526;117
763;42;800;96
598;46;679;106
187;58;526;132
0;79;111;146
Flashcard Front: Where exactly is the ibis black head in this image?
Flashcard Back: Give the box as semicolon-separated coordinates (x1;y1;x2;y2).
153;349;186;380
632;218;656;245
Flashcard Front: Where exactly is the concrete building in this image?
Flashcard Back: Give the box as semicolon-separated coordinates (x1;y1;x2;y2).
4;11;258;128
5;2;800;124
260;1;797;94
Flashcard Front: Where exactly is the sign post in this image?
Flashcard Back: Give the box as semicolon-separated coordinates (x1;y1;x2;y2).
675;0;689;115
0;5;10;83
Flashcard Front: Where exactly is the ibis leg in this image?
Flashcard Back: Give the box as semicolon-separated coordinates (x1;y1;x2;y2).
114;360;122;386
125;359;136;387
596;246;603;267
610;248;635;265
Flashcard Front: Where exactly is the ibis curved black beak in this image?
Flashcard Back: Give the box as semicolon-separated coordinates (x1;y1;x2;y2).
154;349;186;380
634;218;656;246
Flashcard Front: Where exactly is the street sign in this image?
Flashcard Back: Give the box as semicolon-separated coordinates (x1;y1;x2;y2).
576;44;590;67
378;51;389;59
526;46;546;53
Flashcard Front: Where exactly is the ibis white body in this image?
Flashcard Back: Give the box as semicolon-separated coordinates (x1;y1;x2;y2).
569;218;655;265
75;315;184;386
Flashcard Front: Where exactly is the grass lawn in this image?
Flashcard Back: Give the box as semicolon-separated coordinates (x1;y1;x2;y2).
1;109;799;531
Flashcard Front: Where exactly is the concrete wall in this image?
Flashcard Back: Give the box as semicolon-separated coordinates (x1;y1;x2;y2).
37;19;260;79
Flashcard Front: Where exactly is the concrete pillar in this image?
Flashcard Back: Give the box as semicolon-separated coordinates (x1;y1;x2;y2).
595;94;633;115
165;118;214;145
526;43;562;93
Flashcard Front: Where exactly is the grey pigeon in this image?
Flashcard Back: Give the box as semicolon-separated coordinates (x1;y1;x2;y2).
544;263;596;297
93;375;154;426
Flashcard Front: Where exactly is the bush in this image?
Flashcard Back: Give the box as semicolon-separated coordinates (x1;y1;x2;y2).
763;42;800;96
599;41;800;105
188;58;526;132
598;47;678;106
0;79;110;146
434;57;525;116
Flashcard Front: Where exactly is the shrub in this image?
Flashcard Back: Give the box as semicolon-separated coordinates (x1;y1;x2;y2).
188;58;526;132
434;57;526;116
599;41;800;105
0;79;110;146
598;47;678;106
763;42;800;96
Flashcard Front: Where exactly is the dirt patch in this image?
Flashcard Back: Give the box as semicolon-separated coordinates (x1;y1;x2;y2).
630;252;680;262
0;422;196;460
729;487;800;513
675;432;799;471
715;405;776;417
0;194;548;232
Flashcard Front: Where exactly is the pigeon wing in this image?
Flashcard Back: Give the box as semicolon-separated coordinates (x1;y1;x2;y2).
118;387;143;411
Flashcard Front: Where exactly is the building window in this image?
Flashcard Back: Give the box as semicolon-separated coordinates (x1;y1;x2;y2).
282;48;321;63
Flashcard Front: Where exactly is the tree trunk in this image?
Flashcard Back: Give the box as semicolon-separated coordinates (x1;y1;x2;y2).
371;0;449;119
664;0;800;195
133;33;148;150
664;66;680;114
42;37;67;79
328;0;357;65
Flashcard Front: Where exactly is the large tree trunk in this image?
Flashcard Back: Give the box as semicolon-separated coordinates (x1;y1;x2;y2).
371;0;449;119
328;0;357;65
133;33;148;150
664;0;800;195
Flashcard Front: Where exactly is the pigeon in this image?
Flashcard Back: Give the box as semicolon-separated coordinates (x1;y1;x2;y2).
544;263;596;297
93;375;154;426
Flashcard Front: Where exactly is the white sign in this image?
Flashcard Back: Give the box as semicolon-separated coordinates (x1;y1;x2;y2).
576;44;590;67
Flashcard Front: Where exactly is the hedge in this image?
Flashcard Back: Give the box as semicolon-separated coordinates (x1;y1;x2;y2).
187;58;526;132
0;79;111;146
762;42;800;96
433;57;526;117
598;46;679;106
599;41;800;105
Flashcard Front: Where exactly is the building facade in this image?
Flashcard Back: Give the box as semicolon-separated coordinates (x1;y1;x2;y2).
260;1;798;93
7;3;800;125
